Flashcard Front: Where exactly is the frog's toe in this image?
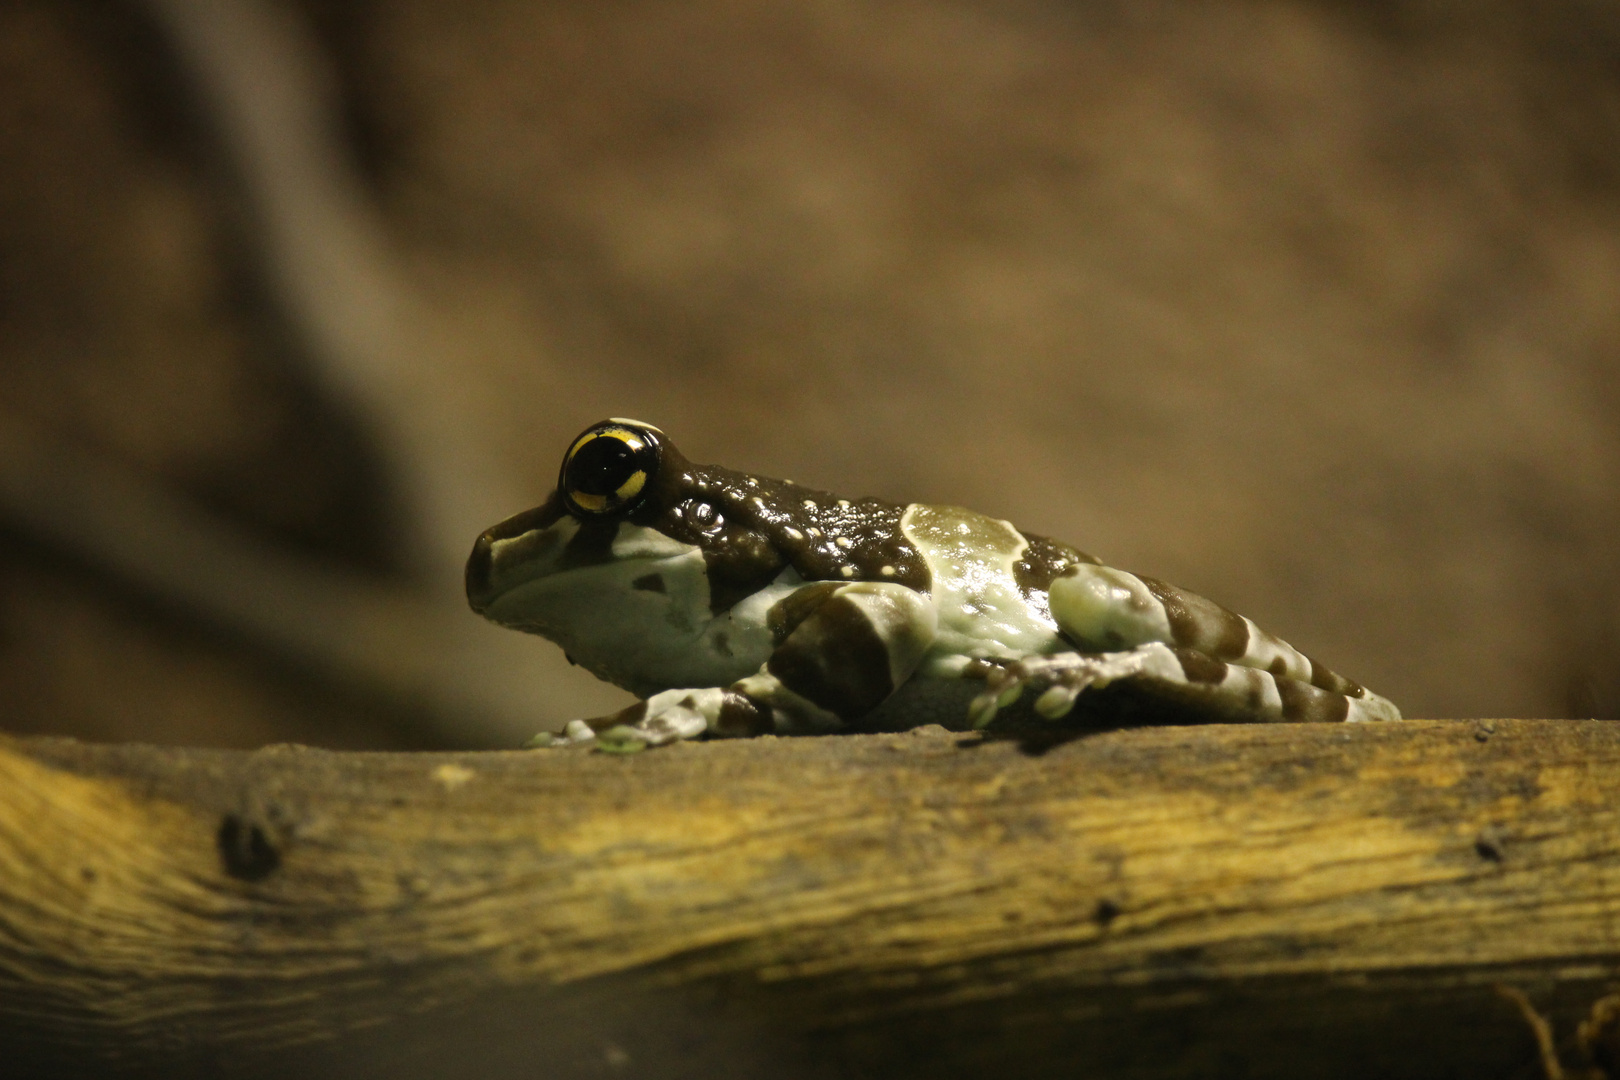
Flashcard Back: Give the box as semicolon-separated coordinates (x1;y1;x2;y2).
965;659;1027;727
1034;683;1081;719
968;670;1040;728
523;719;600;749
967;690;1003;729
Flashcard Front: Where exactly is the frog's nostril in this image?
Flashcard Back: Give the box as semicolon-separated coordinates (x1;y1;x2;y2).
465;533;495;611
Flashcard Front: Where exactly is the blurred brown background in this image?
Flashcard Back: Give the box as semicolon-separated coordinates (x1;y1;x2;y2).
1;0;1616;750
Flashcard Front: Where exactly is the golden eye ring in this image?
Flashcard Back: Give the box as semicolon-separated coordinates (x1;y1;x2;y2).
559;420;662;518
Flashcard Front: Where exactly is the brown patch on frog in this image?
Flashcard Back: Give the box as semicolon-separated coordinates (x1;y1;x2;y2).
1174;648;1228;685
643;473;786;615
714;690;772;736
649;457;933;611
780;496;930;591
464;535;496;608
767;593;895;720
632;573;666;593
767;582;843;643
558;518;619;570
1013;533;1100;600
1302;654;1366;698
587;701;647;734
1276;678;1351;723
1140;576;1250;660
706;533;788;613
715;473;930;590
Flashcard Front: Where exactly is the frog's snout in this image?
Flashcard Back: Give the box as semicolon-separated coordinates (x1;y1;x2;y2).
465;492;575;615
465;532;496;613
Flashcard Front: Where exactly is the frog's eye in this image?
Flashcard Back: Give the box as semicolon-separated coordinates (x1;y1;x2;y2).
560;421;661;517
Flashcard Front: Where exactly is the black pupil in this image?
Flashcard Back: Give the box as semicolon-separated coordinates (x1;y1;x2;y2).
568;436;640;497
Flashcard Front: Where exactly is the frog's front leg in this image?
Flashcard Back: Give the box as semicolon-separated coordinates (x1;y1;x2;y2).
971;563;1400;727
546;581;938;752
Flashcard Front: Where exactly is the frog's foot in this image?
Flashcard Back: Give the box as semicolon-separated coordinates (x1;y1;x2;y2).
524;719;603;749
598;688;720;752
968;644;1185;727
525;688;719;753
968;642;1404;728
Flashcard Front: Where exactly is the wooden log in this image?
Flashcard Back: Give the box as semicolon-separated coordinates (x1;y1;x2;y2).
2;719;1617;1078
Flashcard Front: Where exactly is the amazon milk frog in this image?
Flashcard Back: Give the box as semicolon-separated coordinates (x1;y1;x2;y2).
466;420;1400;751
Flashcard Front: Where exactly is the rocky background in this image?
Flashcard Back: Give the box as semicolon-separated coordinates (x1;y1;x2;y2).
1;0;1617;749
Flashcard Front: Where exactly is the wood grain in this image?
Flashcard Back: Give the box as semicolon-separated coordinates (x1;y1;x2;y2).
2;719;1617;1078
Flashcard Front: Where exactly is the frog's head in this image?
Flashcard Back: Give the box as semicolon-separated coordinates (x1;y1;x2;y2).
464;419;803;695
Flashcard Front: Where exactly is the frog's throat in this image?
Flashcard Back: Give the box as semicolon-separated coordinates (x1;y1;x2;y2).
472;518;801;695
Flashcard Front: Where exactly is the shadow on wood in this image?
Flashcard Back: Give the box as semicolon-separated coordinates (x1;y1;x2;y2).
2;719;1616;1078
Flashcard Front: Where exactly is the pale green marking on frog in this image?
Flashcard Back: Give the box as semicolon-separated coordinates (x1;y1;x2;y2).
1048;564;1173;653
899;503;1064;672
467;419;1403;750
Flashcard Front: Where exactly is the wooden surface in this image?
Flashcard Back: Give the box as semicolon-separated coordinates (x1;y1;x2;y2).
2;718;1618;1078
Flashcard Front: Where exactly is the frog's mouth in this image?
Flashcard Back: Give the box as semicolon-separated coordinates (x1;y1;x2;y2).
468;505;742;695
465;492;586;615
465;495;708;628
467;491;811;696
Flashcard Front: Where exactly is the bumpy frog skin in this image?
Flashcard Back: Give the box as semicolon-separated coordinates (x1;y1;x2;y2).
466;420;1401;751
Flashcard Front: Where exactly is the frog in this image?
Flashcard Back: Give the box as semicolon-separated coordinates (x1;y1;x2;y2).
465;419;1401;752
